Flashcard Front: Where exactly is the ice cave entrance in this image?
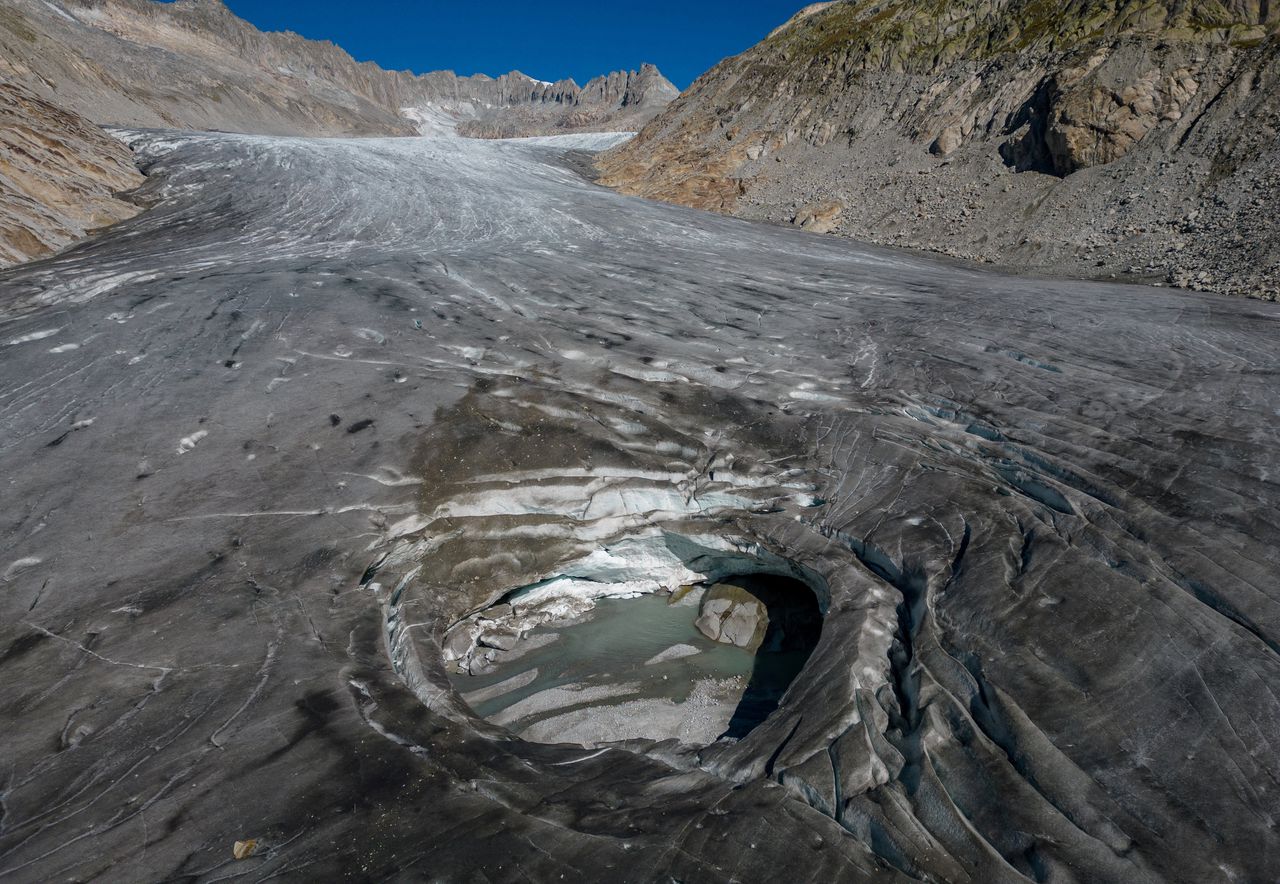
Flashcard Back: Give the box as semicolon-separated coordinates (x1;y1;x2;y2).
447;574;823;747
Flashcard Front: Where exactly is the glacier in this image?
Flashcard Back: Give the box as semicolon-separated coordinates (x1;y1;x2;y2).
0;129;1277;881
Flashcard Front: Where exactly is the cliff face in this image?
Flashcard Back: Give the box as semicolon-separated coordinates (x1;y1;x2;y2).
0;0;677;138
597;0;1280;298
0;80;142;268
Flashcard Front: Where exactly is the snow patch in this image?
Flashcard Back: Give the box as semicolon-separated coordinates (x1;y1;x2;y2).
645;644;700;666
788;389;845;403
40;0;79;23
400;103;475;138
5;328;61;346
3;557;42;580
176;430;208;454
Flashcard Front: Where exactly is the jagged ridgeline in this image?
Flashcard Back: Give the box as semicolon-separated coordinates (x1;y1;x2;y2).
0;0;677;137
598;0;1280;298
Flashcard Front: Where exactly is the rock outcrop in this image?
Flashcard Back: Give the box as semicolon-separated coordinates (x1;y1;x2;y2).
0;80;142;268
0;0;677;138
598;0;1280;298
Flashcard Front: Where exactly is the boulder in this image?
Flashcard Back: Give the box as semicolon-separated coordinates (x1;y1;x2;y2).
477;628;519;652
792;202;844;233
694;585;769;650
441;622;480;662
719;603;764;648
694;597;733;642
930;124;963;156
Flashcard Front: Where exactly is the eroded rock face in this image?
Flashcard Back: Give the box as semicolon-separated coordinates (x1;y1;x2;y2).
597;0;1280;297
0;80;142;267
1026;55;1204;175
1046;81;1150;172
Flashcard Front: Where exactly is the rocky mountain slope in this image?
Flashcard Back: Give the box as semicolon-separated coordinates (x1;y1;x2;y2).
0;80;142;268
0;0;676;138
598;0;1280;298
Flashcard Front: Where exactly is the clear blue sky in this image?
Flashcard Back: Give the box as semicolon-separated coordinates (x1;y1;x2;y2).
212;1;807;89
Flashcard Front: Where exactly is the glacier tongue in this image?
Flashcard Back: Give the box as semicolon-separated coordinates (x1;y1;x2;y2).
0;127;1277;882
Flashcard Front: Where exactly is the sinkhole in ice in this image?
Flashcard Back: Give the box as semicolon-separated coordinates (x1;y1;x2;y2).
445;563;824;748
